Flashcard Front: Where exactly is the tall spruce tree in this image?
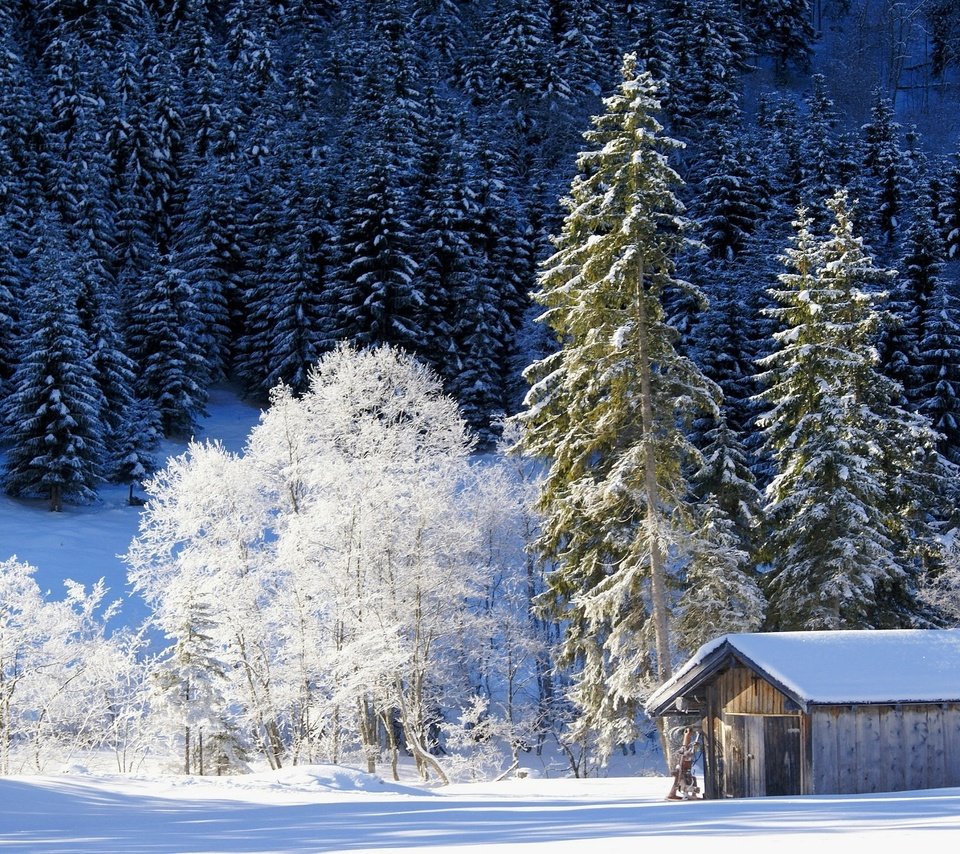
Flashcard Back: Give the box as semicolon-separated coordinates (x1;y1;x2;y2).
515;55;720;756
2;230;105;510
862;91;908;247
905;190;960;465
758;192;947;630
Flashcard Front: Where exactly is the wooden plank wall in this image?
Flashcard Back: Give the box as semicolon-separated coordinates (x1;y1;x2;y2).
718;666;791;715
812;704;960;794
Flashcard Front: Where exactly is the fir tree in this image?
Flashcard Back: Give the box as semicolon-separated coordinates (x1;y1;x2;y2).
126;251;209;436
674;497;765;653
862;91;907;247
744;0;814;72
152;590;239;775
2;231;105;511
516;55;719;755
413;95;476;383
0;219;23;402
330;146;422;353
882;182;945;405
904;190;960;465
694;125;763;261
758;193;946;630
799;74;842;215
943;147;960;260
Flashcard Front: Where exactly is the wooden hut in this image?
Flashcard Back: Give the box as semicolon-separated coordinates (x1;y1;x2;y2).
644;629;960;799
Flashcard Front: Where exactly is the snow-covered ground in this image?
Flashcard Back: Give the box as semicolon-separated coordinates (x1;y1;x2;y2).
2;763;959;853
3;385;960;852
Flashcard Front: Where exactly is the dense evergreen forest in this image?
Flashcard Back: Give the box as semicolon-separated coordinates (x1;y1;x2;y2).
1;0;960;500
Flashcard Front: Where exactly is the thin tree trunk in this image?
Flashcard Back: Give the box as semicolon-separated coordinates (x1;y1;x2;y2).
635;260;672;683
636;260;675;772
381;710;400;782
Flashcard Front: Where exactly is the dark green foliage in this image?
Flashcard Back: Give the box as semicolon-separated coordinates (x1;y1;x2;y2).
2;230;105;510
126;251;209;436
758;195;948;630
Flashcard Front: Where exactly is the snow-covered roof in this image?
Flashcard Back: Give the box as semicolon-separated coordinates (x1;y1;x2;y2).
645;629;960;716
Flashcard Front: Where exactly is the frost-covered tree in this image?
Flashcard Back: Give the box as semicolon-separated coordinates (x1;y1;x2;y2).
150;590;240;775
129;344;535;779
249;345;482;781
516;55;719;757
127;439;281;769
758;193;947;630
0;558;129;774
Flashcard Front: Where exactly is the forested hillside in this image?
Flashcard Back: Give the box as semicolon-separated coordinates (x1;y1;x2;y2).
1;0;959;493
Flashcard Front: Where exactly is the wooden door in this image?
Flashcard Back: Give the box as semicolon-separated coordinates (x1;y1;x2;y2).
744;716;765;796
763;715;802;795
720;715;802;797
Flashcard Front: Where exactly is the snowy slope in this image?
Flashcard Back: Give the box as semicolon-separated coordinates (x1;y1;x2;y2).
0;384;264;633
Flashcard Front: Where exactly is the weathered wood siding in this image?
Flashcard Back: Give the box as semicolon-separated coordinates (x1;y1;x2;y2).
714;665;793;716
811;704;960;794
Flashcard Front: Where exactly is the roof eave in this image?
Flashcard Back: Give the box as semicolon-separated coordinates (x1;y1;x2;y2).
645;640;812;717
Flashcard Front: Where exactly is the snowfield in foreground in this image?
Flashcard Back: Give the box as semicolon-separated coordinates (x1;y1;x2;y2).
1;766;959;853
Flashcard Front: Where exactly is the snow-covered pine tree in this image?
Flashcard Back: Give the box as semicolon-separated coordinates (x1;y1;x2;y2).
661;0;750;138
882;179;946;406
674;497;765;653
172;164;235;382
126;250;209;436
906;186;960;465
516;54;719;756
693;122;763;262
0;218;23;403
758;192;947;630
799;74;842;218
484;0;570;137
412;92;476;384
414;0;465;69
862;91;908;248
330;142;422;353
150;590;241;775
692;260;764;440
244;215;324;396
743;0;814;73
552;0;613;99
2;228;105;510
943;147;960;260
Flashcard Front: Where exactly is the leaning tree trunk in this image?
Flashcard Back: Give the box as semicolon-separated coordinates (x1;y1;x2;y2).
395;677;449;785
